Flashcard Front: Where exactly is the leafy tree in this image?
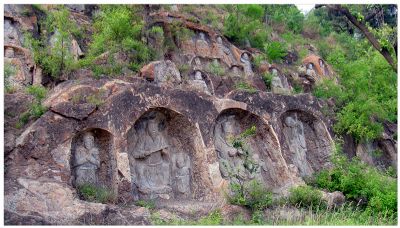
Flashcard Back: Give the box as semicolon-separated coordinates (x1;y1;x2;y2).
24;6;80;78
223;4;268;49
315;4;397;71
264;5;304;33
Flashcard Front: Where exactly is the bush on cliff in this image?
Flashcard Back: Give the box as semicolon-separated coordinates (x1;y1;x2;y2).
82;5;151;75
314;142;397;217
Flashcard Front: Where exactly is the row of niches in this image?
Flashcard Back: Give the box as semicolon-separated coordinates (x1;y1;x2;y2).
70;108;332;202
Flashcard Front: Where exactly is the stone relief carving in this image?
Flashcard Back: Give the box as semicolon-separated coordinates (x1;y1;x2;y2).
270;68;291;93
73;131;101;186
271;68;284;89
130;111;193;200
214;115;259;184
283;113;314;177
190;70;211;95
196;32;210;57
131;111;172;199
171;152;191;198
216;36;235;66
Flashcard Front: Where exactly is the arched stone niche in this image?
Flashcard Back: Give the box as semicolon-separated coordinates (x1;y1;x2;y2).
188;70;214;95
280;110;333;178
70;128;116;190
127;108;210;201
214;108;292;191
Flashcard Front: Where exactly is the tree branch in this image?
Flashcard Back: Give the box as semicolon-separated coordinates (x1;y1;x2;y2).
317;4;397;72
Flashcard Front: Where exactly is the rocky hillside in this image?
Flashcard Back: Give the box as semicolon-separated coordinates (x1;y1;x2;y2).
3;4;397;225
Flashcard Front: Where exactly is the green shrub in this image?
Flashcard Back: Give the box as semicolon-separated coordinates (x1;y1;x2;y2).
29;103;47;118
292;81;303;94
16;111;31;129
264;41;287;62
177;64;190;76
229;180;273;211
223;5;268;49
26;85;47;102
208;61;225;76
84;5;151;75
77;183;116;204
149;26;164;37
264;5;304;33
235;82;257;93
314;142;397;216
135;199;156;209
4;63;16;93
262;72;273;91
289;185;326;210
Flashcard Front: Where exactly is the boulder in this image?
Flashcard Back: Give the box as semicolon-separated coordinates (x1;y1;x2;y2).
322;191;346;208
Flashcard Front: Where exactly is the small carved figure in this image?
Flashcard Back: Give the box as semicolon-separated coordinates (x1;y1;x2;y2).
196;32;210;57
306;63;317;78
215;36;236;66
241;53;254;77
74;132;100;186
271;68;284;89
173;153;191;197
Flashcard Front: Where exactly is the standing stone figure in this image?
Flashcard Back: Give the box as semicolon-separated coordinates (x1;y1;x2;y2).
215;115;246;182
73;132;100;186
132;112;172;199
283;114;314;177
216;36;234;66
196;32;210;57
241;53;254;77
172;152;191;198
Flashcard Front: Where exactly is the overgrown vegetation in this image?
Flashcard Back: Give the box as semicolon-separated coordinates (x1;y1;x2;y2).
135;199;156;209
262;72;273;91
235;82;257;93
312;141;397;217
81;5;151;76
264;41;287;62
24;6;80;78
16;85;48;128
77;183;116;204
4;62;16;93
288;185;326;210
207;61;225;76
307;5;397;142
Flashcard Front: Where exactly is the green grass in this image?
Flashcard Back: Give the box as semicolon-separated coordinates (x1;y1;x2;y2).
135;199;156;209
207;61;225;76
77;183;116;204
235;82;258;93
151;203;396;225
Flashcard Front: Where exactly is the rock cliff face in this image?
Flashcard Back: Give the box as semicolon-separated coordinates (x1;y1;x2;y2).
3;4;396;225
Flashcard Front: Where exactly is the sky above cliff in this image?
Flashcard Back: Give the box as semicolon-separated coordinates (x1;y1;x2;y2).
296;4;315;15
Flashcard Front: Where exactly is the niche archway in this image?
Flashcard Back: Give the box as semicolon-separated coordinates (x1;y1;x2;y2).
213;108;292;191
127;107;210;201
70;128;116;190
280;110;333;177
